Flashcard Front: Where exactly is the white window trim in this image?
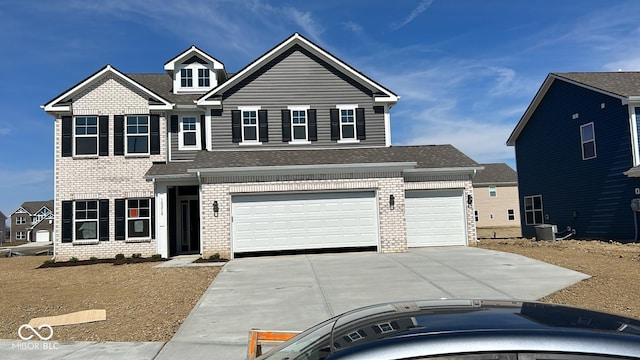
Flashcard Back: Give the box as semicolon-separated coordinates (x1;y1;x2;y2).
73;116;98;157
125;115;150;156
16;216;25;225
629;106;640;166
474;210;479;222
126;198;151;241
489;185;497;197
175;63;216;94
16;231;26;240
336;104;360;143
580;122;597;160
178;115;201;150
524;195;543;225
288;105;311;144
73;200;99;243
238;106;262;146
507;208;515;221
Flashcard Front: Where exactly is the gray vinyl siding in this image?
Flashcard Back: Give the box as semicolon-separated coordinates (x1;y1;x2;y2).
170;130;199;161
210;45;386;149
169;113;202;161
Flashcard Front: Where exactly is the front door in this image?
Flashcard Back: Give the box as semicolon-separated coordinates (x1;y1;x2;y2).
178;198;200;254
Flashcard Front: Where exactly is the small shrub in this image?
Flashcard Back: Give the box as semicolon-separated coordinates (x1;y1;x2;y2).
69;257;79;263
151;254;162;259
208;253;221;261
89;256;98;262
132;253;142;259
43;259;55;265
115;253;125;260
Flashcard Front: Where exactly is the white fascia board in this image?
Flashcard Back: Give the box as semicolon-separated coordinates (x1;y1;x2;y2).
143;173;196;182
164;46;224;71
405;166;485;176
150;104;174;110
197;33;398;106
196;99;222;106
189;162;417;177
43;65;173;112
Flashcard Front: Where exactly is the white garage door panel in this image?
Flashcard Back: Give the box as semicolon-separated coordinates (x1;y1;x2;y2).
406;190;466;247
233;192;378;253
35;230;50;242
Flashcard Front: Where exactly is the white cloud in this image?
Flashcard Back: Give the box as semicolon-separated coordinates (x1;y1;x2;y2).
0;128;9;135
284;8;325;44
343;21;363;35
392;0;434;30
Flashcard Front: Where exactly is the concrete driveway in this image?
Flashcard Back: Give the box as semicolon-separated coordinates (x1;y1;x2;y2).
156;247;590;359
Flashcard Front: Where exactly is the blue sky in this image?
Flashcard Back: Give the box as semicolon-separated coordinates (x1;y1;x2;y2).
1;0;639;218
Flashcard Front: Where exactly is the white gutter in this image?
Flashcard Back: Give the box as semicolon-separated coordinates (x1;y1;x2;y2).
189;162;417;177
404;166;485;176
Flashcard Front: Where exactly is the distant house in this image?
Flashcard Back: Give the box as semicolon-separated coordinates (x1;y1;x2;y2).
42;33;483;261
0;211;6;243
472;163;521;237
10;201;54;242
507;72;640;241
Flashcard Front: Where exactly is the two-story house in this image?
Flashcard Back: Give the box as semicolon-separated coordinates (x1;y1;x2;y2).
507;72;640;241
9;200;54;242
43;33;482;261
472;163;521;238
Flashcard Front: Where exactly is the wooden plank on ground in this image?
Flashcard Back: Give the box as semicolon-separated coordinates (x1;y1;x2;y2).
29;309;106;327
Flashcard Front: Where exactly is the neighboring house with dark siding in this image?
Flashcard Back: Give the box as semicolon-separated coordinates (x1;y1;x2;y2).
507;72;640;241
9;201;54;242
472;163;521;236
43;33;482;261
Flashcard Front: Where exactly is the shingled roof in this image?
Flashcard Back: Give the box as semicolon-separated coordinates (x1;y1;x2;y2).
554;72;640;97
15;200;54;215
127;73;201;105
145;145;480;178
473;163;517;186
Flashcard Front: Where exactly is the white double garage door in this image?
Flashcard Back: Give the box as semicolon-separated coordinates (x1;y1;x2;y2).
232;190;467;253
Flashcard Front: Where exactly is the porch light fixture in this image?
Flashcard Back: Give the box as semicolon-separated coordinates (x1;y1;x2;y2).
213;201;219;217
389;195;395;210
467;194;473;206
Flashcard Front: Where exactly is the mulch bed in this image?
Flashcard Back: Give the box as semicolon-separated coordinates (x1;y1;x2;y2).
38;257;166;268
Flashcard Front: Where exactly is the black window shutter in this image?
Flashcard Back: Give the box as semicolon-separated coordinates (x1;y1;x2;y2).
200;114;207;150
61;201;73;243
170;115;179;133
231;110;241;143
308;109;317;141
356;108;366;140
62;116;73;157
115;199;126;241
151;198;155;239
330;109;340;141
99;199;109;241
258;110;269;142
150;114;160;155
99;116;109;156
114;115;125;156
281;109;291;142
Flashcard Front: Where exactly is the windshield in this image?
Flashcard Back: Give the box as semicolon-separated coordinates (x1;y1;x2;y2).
259;317;337;360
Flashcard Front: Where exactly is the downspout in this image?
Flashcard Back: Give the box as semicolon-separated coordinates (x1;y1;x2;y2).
197;171;204;256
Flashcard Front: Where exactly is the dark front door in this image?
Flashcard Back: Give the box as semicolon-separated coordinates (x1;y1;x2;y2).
179;198;200;254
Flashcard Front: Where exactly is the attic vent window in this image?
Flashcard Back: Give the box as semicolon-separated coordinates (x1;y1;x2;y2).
572;113;579;120
601;103;606;109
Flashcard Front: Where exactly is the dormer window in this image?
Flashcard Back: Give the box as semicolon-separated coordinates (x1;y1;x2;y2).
198;69;210;87
180;69;193;87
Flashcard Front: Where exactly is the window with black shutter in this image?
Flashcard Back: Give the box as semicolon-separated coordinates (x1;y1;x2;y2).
61;201;73;243
115;199;126;240
150;114;160;154
114;115;125;155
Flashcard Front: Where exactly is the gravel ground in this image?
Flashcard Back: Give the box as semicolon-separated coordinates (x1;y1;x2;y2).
0;257;219;342
476;239;640;319
1;239;639;342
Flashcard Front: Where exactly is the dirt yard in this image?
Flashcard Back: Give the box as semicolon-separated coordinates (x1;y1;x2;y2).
476;239;640;319
0;257;219;342
1;239;639;342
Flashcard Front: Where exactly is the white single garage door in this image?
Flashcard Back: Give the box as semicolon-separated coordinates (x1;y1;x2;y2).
232;192;378;253
405;190;467;247
35;230;50;242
